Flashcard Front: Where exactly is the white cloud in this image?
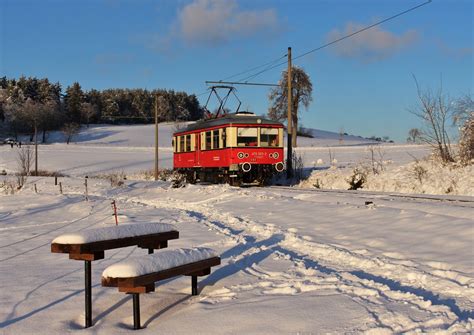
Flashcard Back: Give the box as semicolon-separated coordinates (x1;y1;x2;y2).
435;39;472;59
326;22;418;62
176;0;279;45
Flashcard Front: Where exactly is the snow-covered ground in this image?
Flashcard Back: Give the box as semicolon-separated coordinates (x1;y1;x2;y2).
0;124;473;333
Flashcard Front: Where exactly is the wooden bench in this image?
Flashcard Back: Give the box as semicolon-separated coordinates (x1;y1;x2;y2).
51;222;179;328
102;247;221;329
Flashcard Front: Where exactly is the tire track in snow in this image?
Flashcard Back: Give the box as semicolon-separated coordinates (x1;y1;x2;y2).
118;190;473;332
0;199;112;260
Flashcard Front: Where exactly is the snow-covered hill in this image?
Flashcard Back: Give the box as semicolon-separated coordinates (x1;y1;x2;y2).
18;122;376;148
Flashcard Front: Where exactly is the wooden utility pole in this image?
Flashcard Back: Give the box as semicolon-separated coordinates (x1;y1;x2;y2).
154;98;159;181
34;120;38;176
286;47;293;179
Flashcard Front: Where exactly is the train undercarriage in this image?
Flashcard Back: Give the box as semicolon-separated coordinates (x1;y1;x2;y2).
179;163;284;187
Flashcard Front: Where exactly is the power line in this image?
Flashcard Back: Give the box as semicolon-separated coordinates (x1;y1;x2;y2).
205;81;279;87
196;89;211;97
219;54;287;82
238;60;287;83
294;0;432;62
236;0;432;82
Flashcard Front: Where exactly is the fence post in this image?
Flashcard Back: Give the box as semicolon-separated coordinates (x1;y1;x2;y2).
59;182;63;194
84;177;88;201
111;200;118;225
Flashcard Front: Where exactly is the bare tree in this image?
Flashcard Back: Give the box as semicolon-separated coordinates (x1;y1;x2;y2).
62;123;80;144
407;128;422;143
16;144;34;188
328;147;336;166
268;66;313;147
453;94;473;126
339;127;344;145
410;76;455;163
453;94;473;164
0;88;7;123
458;114;473;165
366;145;386;174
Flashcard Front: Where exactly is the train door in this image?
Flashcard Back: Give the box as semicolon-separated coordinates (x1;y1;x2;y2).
195;133;200;166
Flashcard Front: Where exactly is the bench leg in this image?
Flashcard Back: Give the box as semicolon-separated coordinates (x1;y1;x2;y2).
192;275;198;296
132;293;141;329
85;260;92;328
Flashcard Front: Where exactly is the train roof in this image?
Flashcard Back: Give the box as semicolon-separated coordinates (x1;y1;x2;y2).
175;112;283;134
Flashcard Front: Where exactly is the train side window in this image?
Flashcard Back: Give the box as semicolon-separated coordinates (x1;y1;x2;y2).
172;137;175;153
201;132;206;150
222;128;227;147
212;130;219;149
185;134;192;152
237;128;258;147
179;136;185;152
205;131;212;150
260;128;279;147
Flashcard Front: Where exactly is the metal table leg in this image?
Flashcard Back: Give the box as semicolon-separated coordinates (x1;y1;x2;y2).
85;260;92;328
133;293;141;329
192;275;198;296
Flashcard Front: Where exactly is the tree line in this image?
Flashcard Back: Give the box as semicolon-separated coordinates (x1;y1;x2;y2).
0;76;204;141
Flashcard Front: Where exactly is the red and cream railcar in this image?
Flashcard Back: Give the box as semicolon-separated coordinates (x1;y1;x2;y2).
173;112;285;185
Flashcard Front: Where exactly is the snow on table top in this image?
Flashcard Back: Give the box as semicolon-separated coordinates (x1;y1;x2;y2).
102;247;218;278
52;222;177;244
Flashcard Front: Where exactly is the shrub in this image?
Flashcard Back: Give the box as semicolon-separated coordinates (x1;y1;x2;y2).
366;145;386;174
293;152;305;181
30;170;66;177
411;163;428;184
0;179;18;194
458;116;473;165
157;169;175;181
171;172;186;188
347;167;367;190
135;169;180;182
313;179;322;189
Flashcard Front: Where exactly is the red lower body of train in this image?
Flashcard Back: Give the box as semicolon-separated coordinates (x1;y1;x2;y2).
174;146;284;185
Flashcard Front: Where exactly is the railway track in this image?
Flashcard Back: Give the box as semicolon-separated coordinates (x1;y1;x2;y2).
268;185;474;207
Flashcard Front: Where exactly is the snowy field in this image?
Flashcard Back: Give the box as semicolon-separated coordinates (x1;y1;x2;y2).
0;124;473;333
0;123;426;176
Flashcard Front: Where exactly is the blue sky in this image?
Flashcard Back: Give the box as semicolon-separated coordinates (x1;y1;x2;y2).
1;0;472;141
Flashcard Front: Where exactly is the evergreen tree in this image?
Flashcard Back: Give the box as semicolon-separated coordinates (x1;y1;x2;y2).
64;82;84;123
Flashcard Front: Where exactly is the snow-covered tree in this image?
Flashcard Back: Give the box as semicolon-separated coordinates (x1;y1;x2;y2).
268;66;313;147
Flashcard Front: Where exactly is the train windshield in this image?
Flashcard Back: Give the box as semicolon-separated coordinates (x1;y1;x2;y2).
237;128;258;147
260;128;279;147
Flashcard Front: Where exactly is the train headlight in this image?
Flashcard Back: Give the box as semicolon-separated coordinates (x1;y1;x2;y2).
273;152;279;159
237;152;245;159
